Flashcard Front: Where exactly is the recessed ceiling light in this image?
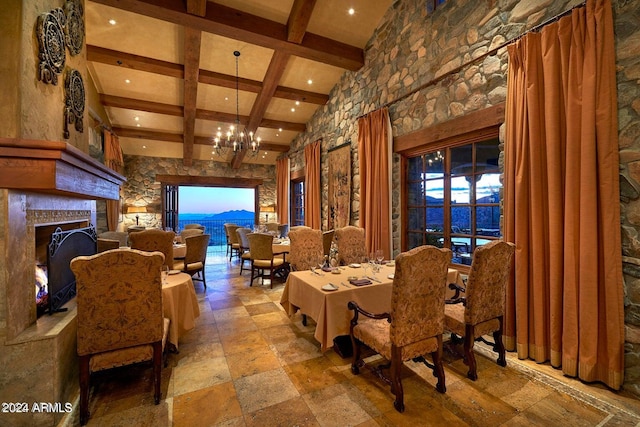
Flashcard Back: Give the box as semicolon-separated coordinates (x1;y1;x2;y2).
136;123;140;127
291;108;295;112
307;79;313;85
134;116;139;121
278;128;283;132
142;145;147;149
125;79;130;84
295;101;300;106
262;155;266;159
108;19;117;25
224;97;228;101
276;133;279;137
348;8;355;15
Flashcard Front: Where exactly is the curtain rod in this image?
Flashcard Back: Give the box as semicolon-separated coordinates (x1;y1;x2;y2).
356;1;587;121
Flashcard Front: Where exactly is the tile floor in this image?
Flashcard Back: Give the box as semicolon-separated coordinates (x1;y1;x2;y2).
63;252;640;426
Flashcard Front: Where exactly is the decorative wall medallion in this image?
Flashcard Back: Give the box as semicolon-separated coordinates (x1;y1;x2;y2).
36;8;66;85
64;69;85;139
64;0;84;56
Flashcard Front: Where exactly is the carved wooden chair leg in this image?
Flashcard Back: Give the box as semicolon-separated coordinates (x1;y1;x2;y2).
464;324;478;381
431;337;446;393
350;336;362;375
494;317;506;367
152;341;162;404
79;355;90;426
391;347;405;413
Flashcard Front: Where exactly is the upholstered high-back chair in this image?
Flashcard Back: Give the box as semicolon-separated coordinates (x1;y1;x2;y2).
247;233;285;288
174;234;210;289
444;240;515;381
97;231;128;247
223;223;237;257
322;229;335;258
184;223;205;231
266;222;280;233
129;228;175;268
335;226;366;265
349;245;452;413
70;249;170;425
180;228;204;241
278;224;289;238
224;223;241;261
97;238;119;253
288;227;323;271
236;227;252;275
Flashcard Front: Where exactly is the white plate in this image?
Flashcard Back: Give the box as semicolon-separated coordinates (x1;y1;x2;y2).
386;262;395;267
349;263;361;268
387;274;395;280
168;270;181;275
331;269;341;274
322;284;339;291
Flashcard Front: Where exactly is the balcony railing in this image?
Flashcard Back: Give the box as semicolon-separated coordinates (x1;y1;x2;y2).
177;218;254;252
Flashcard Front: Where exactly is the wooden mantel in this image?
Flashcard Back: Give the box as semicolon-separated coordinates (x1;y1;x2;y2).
0;138;125;200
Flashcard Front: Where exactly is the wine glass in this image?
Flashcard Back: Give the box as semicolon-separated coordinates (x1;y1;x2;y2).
375;249;384;265
362;256;370;278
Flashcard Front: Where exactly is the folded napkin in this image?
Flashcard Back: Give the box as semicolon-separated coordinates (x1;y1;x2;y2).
349;278;373;286
321;266;336;272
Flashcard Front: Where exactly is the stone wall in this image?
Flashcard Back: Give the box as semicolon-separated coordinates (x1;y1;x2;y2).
118;155;276;230
286;0;640;396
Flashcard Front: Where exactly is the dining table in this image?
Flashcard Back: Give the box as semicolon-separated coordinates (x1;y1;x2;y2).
173;243;186;259
280;265;464;351
162;271;200;351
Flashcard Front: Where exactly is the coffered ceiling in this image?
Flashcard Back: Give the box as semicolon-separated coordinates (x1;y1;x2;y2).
86;0;394;167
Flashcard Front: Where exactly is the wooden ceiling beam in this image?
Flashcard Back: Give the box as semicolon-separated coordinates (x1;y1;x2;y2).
87;45;183;78
90;0;364;70
258;119;306;132
182;27;202;166
88;45;328;105
232;51;291;169
287;0;317;43
185;0;206;16
112;127;183;143
100;94;183;116
194;136;289;153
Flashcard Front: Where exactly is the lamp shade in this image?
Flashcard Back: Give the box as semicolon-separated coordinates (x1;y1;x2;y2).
127;206;147;214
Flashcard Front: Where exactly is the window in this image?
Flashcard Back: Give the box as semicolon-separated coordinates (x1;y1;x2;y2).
406;138;501;265
290;178;305;226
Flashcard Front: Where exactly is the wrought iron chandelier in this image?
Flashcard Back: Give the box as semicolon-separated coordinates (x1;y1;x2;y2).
212;51;260;156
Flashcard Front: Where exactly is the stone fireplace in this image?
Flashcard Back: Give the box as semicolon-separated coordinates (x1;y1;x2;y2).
0;139;125;426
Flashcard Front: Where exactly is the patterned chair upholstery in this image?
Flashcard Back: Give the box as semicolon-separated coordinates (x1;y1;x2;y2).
288;227;323;271
248;233;285;288
348;245;452;413
444;240;515;381
335;226;366;265
70;249;170;425
174;234;210;289
322;229;335;258
129;228;175;268
236;227;253;275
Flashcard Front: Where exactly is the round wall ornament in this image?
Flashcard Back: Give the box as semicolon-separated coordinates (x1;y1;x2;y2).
36;8;66;85
64;69;85;139
64;0;84;56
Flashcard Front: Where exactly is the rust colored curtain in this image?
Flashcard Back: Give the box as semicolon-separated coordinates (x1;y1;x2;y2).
104;130;123;232
276;157;290;224
503;0;624;389
358;108;392;259
304;140;321;229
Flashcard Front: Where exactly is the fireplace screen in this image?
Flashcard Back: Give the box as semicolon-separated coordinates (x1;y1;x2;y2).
46;225;97;314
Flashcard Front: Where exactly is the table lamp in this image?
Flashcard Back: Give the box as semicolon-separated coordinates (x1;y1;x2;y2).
127;206;147;225
260;205;276;223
